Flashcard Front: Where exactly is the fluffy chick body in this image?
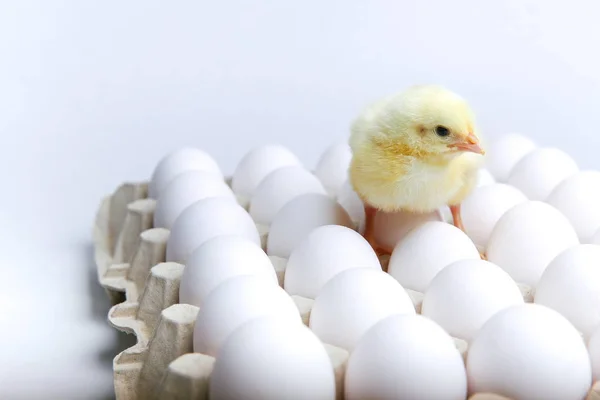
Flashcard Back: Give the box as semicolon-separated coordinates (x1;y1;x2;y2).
349;85;484;214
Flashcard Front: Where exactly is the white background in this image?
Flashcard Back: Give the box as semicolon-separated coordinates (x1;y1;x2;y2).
1;0;599;398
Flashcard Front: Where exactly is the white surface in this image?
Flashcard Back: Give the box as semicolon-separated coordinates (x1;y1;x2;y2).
309;268;415;351
192;275;301;357
179;235;278;308
461;183;528;250
314;142;353;196
166;196;260;263
231;144;302;199
467;304;591;400
266;193;353;258
148;147;223;199
284;225;381;299
476;168;496;187
153;170;234;229
587;325;600;382
249;166;327;226
388;221;481;292
546;171;600;243
421;259;524;342
535;244;600;340
336;180;366;232
486;200;580;287
345;314;467;400
507;147;579;200
4;1;600;398
484;134;537;182
209;316;336;400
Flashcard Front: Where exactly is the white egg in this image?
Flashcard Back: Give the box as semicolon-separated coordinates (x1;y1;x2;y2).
193;275;301;357
484;133;536;182
249;166;327;226
336;180;365;232
535;244;600;340
373;209;443;252
148;147;223;199
166;197;260;263
209;316;336;400
476;168;496;187
592;229;600;245
309;268;415;351
421;259;524;342
486;201;579;288
345;314;467;400
387;221;480;293
461;183;528;251
231;144;302;203
587;325;600;382
267;193;353;258
179;235;278;307
546;171;600;243
284;225;381;299
153;170;235;229
314;142;352;196
507;147;579;200
467;304;591;400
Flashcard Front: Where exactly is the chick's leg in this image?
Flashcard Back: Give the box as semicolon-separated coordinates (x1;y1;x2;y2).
449;204;487;260
363;204;392;257
449;204;465;231
363;204;377;246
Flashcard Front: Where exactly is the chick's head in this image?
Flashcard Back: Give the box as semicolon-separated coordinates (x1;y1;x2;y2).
375;85;485;160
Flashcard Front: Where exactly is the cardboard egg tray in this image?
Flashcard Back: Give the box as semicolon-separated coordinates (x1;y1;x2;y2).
93;180;600;400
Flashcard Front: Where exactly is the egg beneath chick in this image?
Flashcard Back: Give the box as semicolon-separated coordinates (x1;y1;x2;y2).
348;84;486;254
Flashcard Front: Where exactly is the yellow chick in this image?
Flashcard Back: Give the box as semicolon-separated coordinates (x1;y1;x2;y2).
348;84;485;254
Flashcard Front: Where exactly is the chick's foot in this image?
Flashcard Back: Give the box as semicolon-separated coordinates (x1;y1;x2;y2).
363;204;393;257
450;204;486;260
449;204;465;232
373;245;392;258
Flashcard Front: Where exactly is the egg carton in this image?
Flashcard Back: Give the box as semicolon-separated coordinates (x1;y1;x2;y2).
94;180;600;400
94;180;348;399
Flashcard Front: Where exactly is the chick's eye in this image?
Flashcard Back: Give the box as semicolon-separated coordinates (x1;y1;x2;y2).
435;126;450;137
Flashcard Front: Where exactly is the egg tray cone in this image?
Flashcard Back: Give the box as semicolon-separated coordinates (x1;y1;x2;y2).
93;179;350;400
93;181;205;400
93;180;600;400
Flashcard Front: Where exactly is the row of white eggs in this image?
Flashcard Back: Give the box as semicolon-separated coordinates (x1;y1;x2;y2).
179;226;600;400
145;136;600;399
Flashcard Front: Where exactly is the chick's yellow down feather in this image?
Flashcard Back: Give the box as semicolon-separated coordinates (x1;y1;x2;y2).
348;85;485;254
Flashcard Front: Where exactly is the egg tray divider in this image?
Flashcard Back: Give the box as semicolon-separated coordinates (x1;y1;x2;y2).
94;180;600;400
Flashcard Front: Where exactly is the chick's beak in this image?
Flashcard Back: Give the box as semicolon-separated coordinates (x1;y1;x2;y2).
449;132;485;155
